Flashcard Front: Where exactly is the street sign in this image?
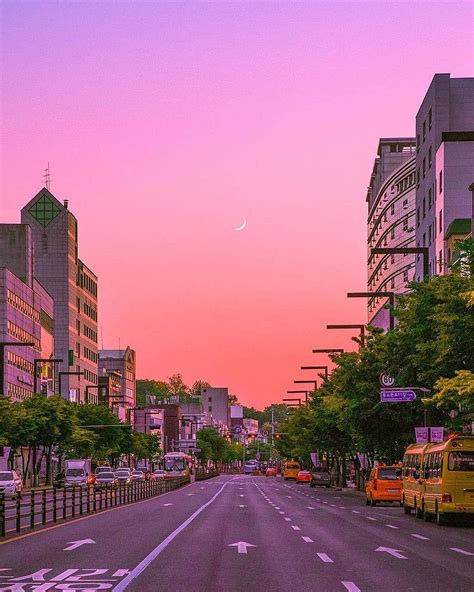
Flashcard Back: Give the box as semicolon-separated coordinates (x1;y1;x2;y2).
379;373;395;388
255;452;261;460
430;427;444;442
380;389;416;402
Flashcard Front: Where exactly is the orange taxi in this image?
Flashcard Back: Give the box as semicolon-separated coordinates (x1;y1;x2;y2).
296;470;312;484
365;464;402;506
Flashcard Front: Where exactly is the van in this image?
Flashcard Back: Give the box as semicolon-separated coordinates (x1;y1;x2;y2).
283;461;300;480
402;443;429;517
365;465;402;506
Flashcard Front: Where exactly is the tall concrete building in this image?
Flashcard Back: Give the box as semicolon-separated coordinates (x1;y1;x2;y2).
98;347;136;418
21;188;99;403
415;74;474;279
0;224;55;400
202;387;230;436
366;139;417;328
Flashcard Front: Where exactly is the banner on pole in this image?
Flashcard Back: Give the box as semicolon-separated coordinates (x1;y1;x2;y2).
415;427;429;443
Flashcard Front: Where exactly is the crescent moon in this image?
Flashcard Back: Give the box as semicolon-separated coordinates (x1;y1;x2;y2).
235;218;247;231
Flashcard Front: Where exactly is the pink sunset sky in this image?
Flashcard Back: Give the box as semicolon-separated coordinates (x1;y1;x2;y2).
1;2;472;409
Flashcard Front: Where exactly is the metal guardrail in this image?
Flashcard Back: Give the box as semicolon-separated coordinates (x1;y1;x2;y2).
0;477;189;538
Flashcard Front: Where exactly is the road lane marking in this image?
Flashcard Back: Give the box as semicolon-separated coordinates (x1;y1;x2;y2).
351;510;360;514
317;553;333;563
279;511;285;514
113;478;234;591
63;539;95;551
450;547;474;556
385;524;398;529
375;546;407;559
339;506;346;509
306;507;315;510
330;504;336;507
284;517;292;521
274;506;280;509
163;503;173;506
291;525;301;530
286;496;292;498
342;582;361;592
187;494;193;496
237;505;246;508
302;536;313;543
113;570;131;577
411;534;429;540
366;517;377;521
228;541;256;554
322;501;328;504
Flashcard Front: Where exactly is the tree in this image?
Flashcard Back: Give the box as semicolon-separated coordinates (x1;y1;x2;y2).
196;428;231;463
429;370;474;431
136;379;169;407
168;373;188;397
189;380;211;398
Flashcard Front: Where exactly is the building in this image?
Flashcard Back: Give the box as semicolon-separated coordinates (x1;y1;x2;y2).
243;418;258;435
99;347;136;416
366;139;417;328
132;408;164;443
132;404;180;453
98;370;124;420
0;224;55;400
176;401;205;454
201;387;230;435
20;188;99;404
415;74;474;279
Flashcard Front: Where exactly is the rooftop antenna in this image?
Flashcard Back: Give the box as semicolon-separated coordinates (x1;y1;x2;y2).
100;326;104;350
43;162;51;190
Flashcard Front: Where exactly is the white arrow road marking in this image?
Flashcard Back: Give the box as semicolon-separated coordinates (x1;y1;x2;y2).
163;503;173;506
113;570;131;577
317;553;334;563
63;539;96;551
376;546;407;559
228;541;257;554
291;525;301;530
302;536;313;543
385;524;398;529
450;547;474;556
342;582;361;592
411;534;429;540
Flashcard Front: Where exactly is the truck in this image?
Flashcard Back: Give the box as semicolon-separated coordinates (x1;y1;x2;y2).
64;459;92;488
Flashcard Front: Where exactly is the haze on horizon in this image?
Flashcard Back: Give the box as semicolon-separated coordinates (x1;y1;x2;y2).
1;1;472;409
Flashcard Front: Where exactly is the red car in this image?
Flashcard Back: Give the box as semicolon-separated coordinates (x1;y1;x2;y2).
296;470;312;484
265;467;277;477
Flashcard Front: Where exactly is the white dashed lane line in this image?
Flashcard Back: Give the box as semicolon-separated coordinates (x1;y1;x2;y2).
291;525;301;531
317;553;334;563
284;517;292;522
302;536;313;543
450;547;474;556
411;534;429;540
366;517;377;521
342;582;361;592
385;524;398;529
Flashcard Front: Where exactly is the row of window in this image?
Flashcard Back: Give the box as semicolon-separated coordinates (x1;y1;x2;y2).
7;290;40;322
83;301;97;321
417;107;433;150
83;369;98;384
7;351;34;375
83;323;98;343
84;346;98;363
8;383;33;401
395;173;415;194
78;272;98;297
7;321;40;351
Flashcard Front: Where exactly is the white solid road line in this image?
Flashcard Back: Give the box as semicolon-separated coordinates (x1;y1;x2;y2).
450;547;474;556
113;478;233;592
317;553;334;563
342;582;361;592
302;536;313;543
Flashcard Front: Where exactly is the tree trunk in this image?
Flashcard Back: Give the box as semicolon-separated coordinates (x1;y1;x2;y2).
340;454;347;488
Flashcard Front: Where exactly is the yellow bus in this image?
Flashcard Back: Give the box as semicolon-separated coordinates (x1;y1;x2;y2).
402;442;429;518
282;460;300;480
402;436;474;525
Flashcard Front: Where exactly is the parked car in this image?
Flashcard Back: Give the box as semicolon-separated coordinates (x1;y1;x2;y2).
310;467;331;488
366;465;402;507
0;470;23;497
296;470;312;484
265;467;277;477
131;470;146;482
95;465;113;475
152;470;165;480
95;472;118;488
114;468;132;485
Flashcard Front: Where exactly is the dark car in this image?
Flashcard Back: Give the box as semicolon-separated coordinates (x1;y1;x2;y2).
310;467;331;488
114;468;132;485
95;472;118;488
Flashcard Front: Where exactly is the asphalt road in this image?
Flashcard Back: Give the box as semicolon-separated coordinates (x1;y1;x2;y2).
1;475;473;592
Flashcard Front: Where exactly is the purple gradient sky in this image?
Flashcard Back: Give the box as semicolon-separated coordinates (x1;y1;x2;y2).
1;2;472;408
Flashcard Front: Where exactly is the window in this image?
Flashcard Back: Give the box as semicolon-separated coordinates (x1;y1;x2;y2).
422;157;426;178
422;233;426;247
439;170;443;193
428;146;432;168
428;188;432;209
423;120;426;142
422;198;426;218
438;250;442;273
416;134;420;151
391;204;395;216
390;278;395;289
76;319;80;335
428;107;432;130
403;218;408;231
391;255;395;264
391;227;395;240
208;396;212;402
208;406;212;412
403;199;408;209
428;224;432;245
403;270;409;283
416;208;420;227
417;169;420;186
439;209;442;233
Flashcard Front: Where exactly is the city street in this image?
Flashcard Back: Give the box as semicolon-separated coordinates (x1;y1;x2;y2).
1;475;473;592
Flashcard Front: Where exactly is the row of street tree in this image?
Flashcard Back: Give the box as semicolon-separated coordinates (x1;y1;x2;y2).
0;395;161;486
275;258;474;486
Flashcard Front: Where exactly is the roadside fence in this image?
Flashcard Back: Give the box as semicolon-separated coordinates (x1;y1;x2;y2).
0;476;189;538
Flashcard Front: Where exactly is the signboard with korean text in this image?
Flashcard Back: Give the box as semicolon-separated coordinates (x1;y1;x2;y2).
430;427;444;442
415;427;429;443
380;389;416;402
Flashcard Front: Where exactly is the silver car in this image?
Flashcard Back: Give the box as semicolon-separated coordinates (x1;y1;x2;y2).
0;470;23;497
310;467;331;488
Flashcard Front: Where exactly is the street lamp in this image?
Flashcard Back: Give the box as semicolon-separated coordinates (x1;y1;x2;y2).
286;389;309;403
312;348;344;354
371;246;429;280
293;380;317;391
301;365;328;380
326;324;366;348
0;341;35;396
347;291;395;331
33;358;63;394
283;397;302;407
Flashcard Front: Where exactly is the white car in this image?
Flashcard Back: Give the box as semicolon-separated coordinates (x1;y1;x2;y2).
0;470;23;497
